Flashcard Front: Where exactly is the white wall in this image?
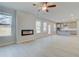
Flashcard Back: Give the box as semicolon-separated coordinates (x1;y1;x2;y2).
16;11;55;43
77;20;79;35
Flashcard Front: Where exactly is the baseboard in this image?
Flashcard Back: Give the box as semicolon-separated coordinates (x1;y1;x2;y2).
16;35;54;44
0;41;15;47
16;39;35;44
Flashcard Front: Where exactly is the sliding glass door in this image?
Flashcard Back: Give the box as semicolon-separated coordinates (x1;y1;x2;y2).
0;14;12;36
0;7;16;46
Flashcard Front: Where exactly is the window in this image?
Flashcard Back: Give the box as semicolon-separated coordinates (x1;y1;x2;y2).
0;14;12;36
48;24;51;34
36;21;41;33
43;22;47;32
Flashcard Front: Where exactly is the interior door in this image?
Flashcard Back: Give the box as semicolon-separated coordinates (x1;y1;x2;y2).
0;8;16;46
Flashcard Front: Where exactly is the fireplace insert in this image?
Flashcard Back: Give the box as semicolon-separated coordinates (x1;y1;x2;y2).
21;30;34;36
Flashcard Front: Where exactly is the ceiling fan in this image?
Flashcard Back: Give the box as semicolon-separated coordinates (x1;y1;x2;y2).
33;2;56;12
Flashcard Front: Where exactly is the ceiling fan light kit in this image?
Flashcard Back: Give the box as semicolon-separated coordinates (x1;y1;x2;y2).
33;2;56;12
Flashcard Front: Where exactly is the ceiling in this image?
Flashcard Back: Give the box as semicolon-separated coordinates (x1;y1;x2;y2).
0;2;79;22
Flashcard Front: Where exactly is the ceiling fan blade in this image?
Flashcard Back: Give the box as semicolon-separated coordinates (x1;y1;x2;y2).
44;2;48;4
33;4;36;6
48;5;56;8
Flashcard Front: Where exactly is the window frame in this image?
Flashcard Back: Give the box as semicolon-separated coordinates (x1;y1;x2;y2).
36;20;41;33
48;24;51;34
43;22;47;32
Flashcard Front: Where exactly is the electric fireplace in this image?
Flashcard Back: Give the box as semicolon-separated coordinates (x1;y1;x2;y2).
21;30;34;36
